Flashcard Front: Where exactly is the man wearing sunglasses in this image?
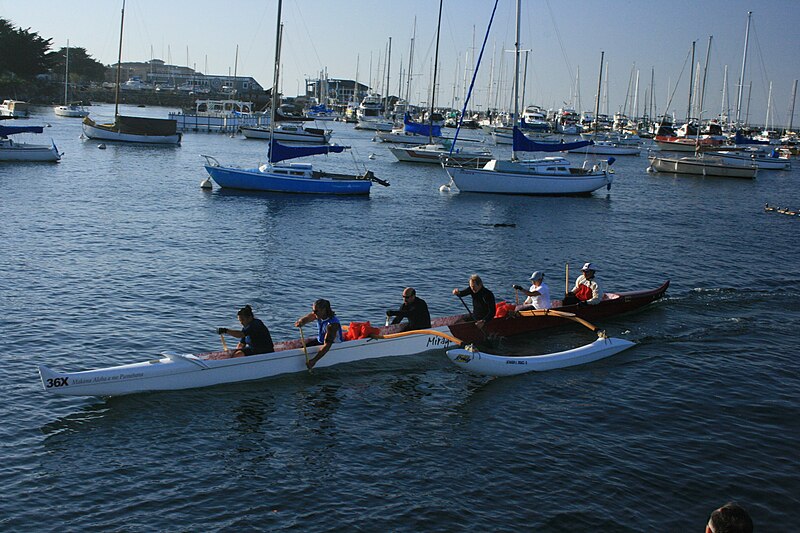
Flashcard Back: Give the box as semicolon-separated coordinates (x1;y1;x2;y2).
386;287;431;331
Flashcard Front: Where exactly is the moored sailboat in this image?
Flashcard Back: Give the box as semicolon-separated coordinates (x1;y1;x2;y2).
443;7;613;197
202;0;385;195
0;125;61;162
53;40;89;118
82;0;181;145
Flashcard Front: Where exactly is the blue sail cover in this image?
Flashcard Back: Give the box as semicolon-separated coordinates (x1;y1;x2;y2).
269;139;347;163
403;114;441;137
0;125;44;137
733;131;770;145
512;127;593;152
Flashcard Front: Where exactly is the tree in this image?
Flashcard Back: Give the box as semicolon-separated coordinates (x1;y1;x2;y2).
0;18;52;79
46;47;108;84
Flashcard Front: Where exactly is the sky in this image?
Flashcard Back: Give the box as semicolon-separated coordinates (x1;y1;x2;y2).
3;0;800;127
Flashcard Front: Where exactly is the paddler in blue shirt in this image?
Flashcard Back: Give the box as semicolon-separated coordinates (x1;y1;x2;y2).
294;298;344;370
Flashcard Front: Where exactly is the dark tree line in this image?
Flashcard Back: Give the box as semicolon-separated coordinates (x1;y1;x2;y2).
0;17;106;82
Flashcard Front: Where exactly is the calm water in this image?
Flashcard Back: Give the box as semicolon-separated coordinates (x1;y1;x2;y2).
2;103;799;531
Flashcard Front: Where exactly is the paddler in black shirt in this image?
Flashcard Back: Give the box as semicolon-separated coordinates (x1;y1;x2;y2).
452;274;496;328
217;305;275;357
386;287;432;331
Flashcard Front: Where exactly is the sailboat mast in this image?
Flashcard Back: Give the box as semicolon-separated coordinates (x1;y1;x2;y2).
594;51;604;137
64;40;70;105
405;19;415;109
765;81;772;131
789;79;798;132
428;0;443;142
268;0;283;163
735;11;752;125
384;37;392;119
511;0;521;161
698;36;712;123
114;0;126;118
686;41;695;125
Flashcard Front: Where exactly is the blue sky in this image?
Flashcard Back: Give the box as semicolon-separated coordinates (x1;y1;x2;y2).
3;0;799;127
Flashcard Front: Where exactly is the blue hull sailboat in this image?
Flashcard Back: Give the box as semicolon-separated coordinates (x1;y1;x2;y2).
202;140;385;195
201;0;385;195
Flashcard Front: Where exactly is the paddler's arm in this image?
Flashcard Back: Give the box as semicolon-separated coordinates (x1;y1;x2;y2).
308;322;340;366
512;285;541;297
217;327;244;339
294;312;318;328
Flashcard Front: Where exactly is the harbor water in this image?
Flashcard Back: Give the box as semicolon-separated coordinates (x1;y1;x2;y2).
1;103;799;531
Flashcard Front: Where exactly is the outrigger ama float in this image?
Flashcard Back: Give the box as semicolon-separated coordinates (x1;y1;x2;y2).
38;282;667;397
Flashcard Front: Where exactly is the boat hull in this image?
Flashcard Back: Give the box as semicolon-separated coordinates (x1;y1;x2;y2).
205;165;372;195
0;141;60;162
446;337;636;376
389;145;493;166
82;121;182;145
648;155;757;178
240;126;331;143
446;281;669;343
39;329;456;397
706;151;791;170
54;105;89;118
446;165;612;195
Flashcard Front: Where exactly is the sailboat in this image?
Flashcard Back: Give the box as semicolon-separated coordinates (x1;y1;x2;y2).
648;36;758;179
82;0;181;144
54;41;89;118
0;125;61;162
202;0;387;195
388;0;493;166
443;0;613;195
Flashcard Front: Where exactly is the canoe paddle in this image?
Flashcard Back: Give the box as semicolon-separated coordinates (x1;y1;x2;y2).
455;293;491;343
298;325;311;371
456;294;475;320
220;333;228;352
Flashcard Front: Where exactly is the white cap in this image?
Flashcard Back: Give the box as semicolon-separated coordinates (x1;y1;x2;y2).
529;271;544;281
581;262;597;271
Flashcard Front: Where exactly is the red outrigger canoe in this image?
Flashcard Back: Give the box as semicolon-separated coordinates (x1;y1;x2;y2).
431;280;669;344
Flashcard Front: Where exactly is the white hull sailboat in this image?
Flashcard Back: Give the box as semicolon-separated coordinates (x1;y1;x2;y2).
0;125;61;162
53;40;89;118
82;1;181;145
240;123;331;144
442;0;613;196
647;154;758;179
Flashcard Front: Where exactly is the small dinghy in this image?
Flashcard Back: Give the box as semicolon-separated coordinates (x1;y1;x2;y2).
445;309;635;377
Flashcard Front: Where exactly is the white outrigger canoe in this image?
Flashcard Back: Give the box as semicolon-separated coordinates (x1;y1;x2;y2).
446;336;635;376
446;308;635;377
39;327;459;397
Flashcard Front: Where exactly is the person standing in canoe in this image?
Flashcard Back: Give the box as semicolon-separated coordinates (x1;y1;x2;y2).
294;298;344;370
513;271;551;310
218;305;275;357
569;263;603;305
386;287;431;331
453;274;496;328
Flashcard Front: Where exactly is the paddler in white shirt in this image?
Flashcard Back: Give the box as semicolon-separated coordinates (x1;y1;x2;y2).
513;271;551;310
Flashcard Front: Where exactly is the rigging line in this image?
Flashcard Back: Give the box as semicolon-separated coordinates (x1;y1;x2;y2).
661;44;692;117
544;0;575;100
290;1;324;71
749;23;781;127
449;0;500;155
